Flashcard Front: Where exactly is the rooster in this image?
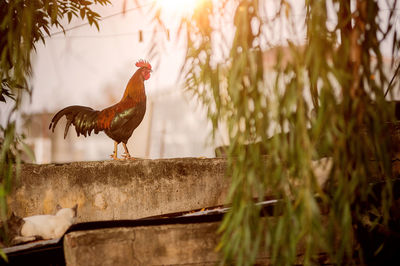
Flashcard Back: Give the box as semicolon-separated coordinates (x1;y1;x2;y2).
49;60;152;160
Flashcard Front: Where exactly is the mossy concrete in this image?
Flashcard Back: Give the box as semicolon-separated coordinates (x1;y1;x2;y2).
7;158;229;222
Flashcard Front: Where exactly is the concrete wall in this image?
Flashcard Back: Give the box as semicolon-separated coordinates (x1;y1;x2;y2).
63;221;309;265
7;156;337;222
64;223;223;266
8;158;229;222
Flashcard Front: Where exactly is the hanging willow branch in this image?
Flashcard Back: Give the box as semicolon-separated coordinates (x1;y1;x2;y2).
141;0;399;264
384;62;400;97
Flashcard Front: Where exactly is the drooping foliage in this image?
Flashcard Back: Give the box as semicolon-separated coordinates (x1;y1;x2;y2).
145;0;400;264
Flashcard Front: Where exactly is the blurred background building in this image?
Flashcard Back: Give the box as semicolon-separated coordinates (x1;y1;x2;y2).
22;89;218;163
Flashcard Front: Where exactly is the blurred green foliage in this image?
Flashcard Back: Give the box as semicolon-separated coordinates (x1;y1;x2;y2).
0;0;110;253
147;0;400;264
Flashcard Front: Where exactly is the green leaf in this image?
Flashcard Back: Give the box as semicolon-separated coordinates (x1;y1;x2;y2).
67;11;72;23
0;247;8;262
93;20;100;31
80;8;85;19
81;1;93;5
42;25;51;37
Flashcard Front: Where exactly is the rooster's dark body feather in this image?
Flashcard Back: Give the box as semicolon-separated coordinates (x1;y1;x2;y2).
50;105;100;138
102;100;146;144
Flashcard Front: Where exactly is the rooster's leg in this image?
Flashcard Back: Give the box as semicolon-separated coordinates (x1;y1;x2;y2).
122;143;133;159
110;141;121;160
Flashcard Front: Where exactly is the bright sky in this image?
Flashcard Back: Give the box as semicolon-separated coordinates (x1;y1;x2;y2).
21;0;400;115
23;0;287;113
25;0;188;113
155;0;201;16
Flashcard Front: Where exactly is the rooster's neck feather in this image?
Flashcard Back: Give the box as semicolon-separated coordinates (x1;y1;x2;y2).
121;69;146;103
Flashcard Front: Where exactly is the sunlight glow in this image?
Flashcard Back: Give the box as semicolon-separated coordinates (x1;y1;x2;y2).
156;0;202;16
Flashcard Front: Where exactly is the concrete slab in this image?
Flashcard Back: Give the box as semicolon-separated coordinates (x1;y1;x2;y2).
7;158;229;222
63;223;221;266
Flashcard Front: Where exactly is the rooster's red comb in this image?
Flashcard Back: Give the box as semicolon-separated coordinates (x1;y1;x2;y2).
135;59;151;70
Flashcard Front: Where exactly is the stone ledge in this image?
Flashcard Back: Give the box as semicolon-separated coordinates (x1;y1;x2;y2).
64;223;222;266
8;158;229;222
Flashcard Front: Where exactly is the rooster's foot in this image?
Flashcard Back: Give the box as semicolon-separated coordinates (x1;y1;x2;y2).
110;154;123;161
122;152;134;160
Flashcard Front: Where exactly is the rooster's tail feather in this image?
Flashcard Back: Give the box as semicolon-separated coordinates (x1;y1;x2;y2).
49;105;101;138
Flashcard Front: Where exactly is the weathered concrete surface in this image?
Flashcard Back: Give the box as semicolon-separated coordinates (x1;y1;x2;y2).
7;157;336;223
63;221;314;266
7;158;229;222
63;223;227;266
